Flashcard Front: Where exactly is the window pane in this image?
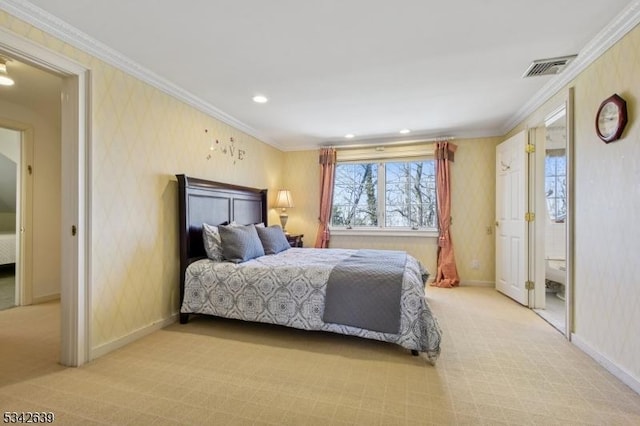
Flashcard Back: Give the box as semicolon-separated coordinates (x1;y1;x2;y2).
544;151;566;223
385;162;410;227
331;163;378;227
545;156;556;177
384;161;436;228
556;157;566;176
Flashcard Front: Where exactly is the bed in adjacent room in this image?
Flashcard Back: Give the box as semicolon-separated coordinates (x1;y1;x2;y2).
0;232;16;266
176;175;442;363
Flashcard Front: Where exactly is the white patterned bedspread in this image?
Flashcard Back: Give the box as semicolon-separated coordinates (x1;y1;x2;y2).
182;248;442;363
0;233;16;265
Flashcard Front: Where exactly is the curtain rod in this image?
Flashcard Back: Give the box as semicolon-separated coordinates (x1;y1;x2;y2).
322;136;454;150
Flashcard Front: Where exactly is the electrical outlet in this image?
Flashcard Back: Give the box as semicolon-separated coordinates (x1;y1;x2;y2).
471;259;480;270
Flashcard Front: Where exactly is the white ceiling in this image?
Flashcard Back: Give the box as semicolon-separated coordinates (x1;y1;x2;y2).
9;0;638;150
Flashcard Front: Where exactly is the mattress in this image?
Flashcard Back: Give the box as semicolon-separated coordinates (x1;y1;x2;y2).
0;232;16;265
182;247;442;363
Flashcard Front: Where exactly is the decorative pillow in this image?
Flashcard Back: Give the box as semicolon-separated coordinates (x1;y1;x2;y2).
202;223;223;261
256;225;291;255
219;224;265;263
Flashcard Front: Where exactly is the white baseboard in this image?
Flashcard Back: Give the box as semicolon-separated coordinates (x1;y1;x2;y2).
426;279;494;287
32;293;60;304
460;280;494;287
91;314;178;360
571;333;640;395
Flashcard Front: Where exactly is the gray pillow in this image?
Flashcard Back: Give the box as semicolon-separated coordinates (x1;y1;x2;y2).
256;225;291;255
219;224;265;263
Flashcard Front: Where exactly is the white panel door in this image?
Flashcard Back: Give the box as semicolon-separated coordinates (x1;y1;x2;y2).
496;131;528;305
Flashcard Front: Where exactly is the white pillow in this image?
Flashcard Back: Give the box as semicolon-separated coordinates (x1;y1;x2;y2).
202;223;223;261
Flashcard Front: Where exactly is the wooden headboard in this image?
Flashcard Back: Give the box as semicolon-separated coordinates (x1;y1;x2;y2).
176;174;267;304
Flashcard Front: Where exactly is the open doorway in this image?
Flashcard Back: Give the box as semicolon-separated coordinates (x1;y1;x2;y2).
531;91;574;338
0;126;20;310
533;107;568;333
0;55;60;310
0;29;91;366
495;90;574;339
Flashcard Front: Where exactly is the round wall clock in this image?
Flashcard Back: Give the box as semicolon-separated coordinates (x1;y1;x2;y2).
595;93;628;143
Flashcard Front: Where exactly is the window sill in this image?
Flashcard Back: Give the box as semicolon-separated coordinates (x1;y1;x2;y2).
330;228;438;238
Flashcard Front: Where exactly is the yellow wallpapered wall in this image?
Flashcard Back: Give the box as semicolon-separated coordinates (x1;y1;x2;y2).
280;150;320;246
449;137;502;283
282;136;500;283
0;11;285;351
507;24;640;383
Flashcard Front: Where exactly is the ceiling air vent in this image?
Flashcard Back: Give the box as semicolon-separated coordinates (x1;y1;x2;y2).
522;54;577;78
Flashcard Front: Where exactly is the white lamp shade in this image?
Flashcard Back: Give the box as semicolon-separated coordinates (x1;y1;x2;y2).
274;190;294;209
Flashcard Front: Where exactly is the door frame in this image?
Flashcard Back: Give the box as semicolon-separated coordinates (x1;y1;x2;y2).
532;88;574;339
531;124;545;310
0;28;91;366
565;87;575;339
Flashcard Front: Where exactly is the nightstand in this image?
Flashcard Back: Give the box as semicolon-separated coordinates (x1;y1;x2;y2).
286;234;304;248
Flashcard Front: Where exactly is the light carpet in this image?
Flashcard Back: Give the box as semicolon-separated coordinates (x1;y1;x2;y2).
0;287;638;425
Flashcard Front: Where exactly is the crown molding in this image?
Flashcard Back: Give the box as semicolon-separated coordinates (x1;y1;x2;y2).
0;0;285;150
501;0;640;134
282;128;502;152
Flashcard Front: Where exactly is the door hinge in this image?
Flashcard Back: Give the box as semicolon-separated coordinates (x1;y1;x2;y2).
525;280;535;290
525;212;535;222
525;144;535;153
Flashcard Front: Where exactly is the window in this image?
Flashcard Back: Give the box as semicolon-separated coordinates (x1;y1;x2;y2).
385;161;436;228
332;163;379;227
331;159;437;230
545;149;566;223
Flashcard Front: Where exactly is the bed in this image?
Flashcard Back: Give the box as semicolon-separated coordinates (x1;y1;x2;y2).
0;232;16;265
176;175;442;363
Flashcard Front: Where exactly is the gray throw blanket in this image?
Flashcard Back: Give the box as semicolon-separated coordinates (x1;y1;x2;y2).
323;249;406;334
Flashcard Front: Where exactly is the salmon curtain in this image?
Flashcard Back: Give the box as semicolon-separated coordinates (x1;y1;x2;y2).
315;148;337;248
432;141;460;288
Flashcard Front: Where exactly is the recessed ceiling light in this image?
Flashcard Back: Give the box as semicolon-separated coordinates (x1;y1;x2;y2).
252;95;268;103
345;134;355;139
399;129;411;134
